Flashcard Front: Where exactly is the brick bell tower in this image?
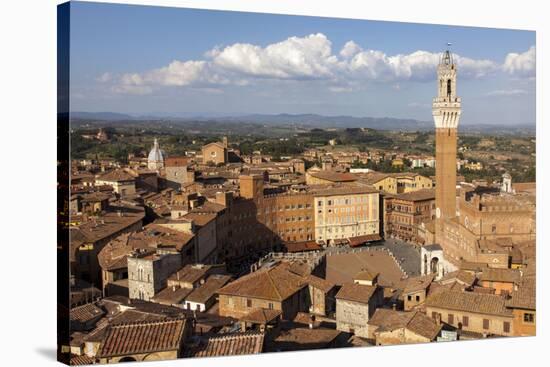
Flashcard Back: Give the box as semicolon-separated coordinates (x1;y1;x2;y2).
433;47;461;243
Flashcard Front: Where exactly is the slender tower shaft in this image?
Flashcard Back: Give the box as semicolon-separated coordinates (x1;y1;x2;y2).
433;49;461;243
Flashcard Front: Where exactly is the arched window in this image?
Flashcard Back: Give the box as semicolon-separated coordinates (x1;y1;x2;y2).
447;79;452;98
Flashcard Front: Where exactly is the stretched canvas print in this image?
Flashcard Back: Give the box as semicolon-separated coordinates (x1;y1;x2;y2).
57;1;536;365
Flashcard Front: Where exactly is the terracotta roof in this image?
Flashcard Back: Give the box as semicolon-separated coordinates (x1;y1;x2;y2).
403;274;435;294
439;270;477;287
427;281;466;297
336;283;377;304
98;226;194;271
406;311;442;340
391;188;435;202
460;261;489;272
312;185;378;197
151;286;193;306
185;274;232;304
242;308;282;324
286;260;313;277
79;191;111;203
368;309;441;340
98;318;187;358
354;269;379;282
97;169;135;182
168;264;213;286
325;250;405;288
506;280;536;310
425;290;512;317
70;303;105;323
284;240;321;253
217;263;306;302
70;354;96;365
309;171;358;182
186;332;264;357
305;274;336;293
268;327;341;351
192;201;226;214
70;204;145;248
98;233;133;271
348;234;383;247
356;172;390;185
479;268;521;284
182;212;217;227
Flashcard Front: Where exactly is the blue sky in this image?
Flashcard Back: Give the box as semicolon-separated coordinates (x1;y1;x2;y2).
69;1;536;125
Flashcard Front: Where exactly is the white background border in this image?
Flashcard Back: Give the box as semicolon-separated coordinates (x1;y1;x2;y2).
0;1;545;366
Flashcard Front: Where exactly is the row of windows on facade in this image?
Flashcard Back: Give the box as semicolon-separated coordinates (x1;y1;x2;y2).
317;197;371;206
319;222;376;232
318;215;377;225
318;205;373;214
387;203;435;213
431;312;516;333
317;229;376;240
278;227;313;235
264;216;312;225
259;204;312;214
389;215;433;225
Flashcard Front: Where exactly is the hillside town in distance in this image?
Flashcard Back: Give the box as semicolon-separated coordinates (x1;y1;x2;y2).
61;50;536;365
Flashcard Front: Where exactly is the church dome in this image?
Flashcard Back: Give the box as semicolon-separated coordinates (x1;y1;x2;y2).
148;138;164;163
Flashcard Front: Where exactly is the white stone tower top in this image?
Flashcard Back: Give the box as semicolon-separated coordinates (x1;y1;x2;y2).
433;48;462;129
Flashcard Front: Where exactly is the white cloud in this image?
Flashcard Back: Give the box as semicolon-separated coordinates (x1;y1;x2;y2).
96;72;112;83
329;86;353;93
119;60;227;87
111;84;153;95
503;46;535;77
100;33;527;94
340;41;362;58
210;33;338;80
486;89;528;96
347;50;496;81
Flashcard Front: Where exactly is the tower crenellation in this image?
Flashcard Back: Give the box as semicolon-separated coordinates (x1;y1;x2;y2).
433;50;462;129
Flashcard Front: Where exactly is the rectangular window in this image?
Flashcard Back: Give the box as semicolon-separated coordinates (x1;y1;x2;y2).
448;314;454;324
503;321;510;333
483;319;489;330
246;299;252;308
268;303;274;310
407;295;412;301
524;313;535;323
462;316;469;327
415;295;420;302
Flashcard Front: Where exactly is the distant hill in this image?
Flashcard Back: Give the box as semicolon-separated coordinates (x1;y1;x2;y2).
211;114;433;131
71;112;433;131
71;111;137;120
70;111;535;134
